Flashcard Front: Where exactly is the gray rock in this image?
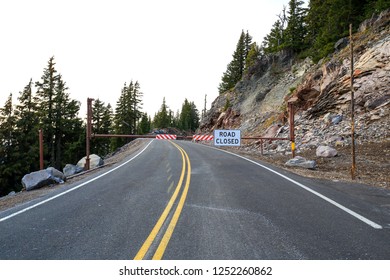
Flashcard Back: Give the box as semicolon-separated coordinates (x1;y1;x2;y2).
316;145;338;157
77;154;104;170
46;167;66;182
285;156;317;169
22;168;66;191
331;115;343;125
63;164;84;177
334;37;349;51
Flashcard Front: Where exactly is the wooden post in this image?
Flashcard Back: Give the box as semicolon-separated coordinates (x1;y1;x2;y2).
350;24;356;180
39;129;44;170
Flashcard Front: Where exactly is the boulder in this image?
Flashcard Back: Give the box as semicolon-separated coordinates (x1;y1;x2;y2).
285;156;317;170
22;168;65;191
316;145;338;157
63;164;84;177
77;154;104;170
334;37;349;51
331;115;343;125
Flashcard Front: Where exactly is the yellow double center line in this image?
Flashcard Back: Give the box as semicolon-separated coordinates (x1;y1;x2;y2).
134;141;191;260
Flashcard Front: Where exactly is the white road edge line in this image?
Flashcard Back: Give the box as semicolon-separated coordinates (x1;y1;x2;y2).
212;146;383;230
0;140;154;223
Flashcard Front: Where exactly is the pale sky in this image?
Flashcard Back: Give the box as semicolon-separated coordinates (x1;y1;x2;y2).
0;0;295;119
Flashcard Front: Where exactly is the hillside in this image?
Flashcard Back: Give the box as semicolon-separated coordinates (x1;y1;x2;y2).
199;9;390;188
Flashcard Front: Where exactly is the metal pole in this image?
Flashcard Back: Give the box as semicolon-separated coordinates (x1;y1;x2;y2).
289;102;295;158
260;139;263;155
39;129;44;170
85;98;93;170
350;24;356;180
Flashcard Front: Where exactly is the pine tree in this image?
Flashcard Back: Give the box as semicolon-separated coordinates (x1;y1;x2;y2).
35;57;83;169
284;0;307;52
132;81;143;133
138;113;151;135
111;80;144;150
35;56;58;167
153;97;170;128
262;6;287;54
305;0;381;61
218;30;247;93
179;99;200;131
262;20;285;54
244;43;261;74
244;31;253;60
366;0;390;15
91;99;112;156
14;79;40;182
112;83;130;150
0;94;19;196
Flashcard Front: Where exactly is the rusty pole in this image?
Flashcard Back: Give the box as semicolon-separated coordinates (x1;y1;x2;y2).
289;101;295;158
39;129;44;170
85;98;93;170
350;24;356;180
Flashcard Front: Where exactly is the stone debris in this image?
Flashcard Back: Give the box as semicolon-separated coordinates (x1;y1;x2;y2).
22;168;66;191
77;154;104;170
63;164;84;177
316;146;338;158
285;156;317;170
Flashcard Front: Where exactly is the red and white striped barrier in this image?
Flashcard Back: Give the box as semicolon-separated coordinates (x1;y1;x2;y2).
156;134;177;140
192;135;214;141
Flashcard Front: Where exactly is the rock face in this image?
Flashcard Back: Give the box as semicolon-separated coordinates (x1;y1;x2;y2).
77;154;104;170
22;168;66;191
285;156;317;169
199;9;389;156
63;164;84;177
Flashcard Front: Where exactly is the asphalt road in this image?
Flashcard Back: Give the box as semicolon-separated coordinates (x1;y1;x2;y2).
0;139;389;260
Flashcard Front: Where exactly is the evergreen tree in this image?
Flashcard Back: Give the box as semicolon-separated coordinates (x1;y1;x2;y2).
132;81;143;132
244;43;261;74
0;94;19;196
112;83;131;150
218;30;247;93
14;79;40;184
54;74;84;167
111;80;144;150
305;0;383;61
35;57;83;169
153;97;170;128
262;20;285;53
179;99;200;131
91;99;112;156
365;0;390;15
244;31;253;60
284;0;307;52
262;7;287;54
35;56;58;167
138;113;151;135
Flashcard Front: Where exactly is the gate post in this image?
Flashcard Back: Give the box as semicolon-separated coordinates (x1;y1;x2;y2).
85;98;93;170
288;100;296;158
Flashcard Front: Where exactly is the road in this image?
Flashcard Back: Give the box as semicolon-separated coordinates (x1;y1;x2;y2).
0;139;389;259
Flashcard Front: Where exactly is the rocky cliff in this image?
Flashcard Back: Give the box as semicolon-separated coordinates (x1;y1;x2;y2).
200;9;390;153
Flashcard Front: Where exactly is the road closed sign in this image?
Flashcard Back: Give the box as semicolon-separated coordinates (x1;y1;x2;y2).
214;129;241;146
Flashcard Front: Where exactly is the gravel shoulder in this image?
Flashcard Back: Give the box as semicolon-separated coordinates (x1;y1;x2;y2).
230;140;390;189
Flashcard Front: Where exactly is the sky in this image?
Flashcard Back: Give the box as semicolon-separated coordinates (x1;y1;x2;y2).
0;0;297;119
